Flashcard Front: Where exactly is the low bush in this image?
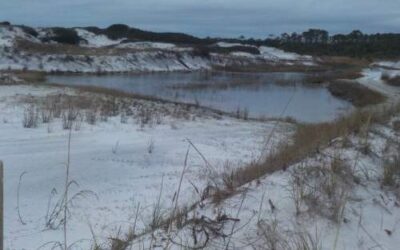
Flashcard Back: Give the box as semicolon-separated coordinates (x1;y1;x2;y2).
18;25;39;37
105;24;130;39
192;46;211;58
328;80;386;107
45;28;81;45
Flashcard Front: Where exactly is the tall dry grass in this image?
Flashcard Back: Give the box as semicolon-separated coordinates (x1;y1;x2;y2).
328;80;386;107
222;103;400;192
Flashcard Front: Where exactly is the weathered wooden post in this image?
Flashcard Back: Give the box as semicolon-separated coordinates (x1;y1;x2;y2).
0;161;3;250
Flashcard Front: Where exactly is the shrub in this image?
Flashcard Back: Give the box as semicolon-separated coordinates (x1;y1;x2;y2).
105;24;130;39
47;28;81;45
0;21;10;26
23;105;39;128
19;25;39;37
192;46;211;58
210;45;260;55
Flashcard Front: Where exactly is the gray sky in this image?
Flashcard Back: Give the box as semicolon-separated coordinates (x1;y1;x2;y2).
1;0;399;38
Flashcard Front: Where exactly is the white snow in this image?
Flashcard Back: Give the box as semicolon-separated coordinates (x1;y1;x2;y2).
0;25;39;47
259;46;312;62
116;41;176;50
229;51;256;58
374;61;400;70
216;42;314;64
359;68;400;100
0;25;316;73
0;84;281;249
0;50;212;73
140;112;400;250
216;42;257;48
75;28;122;47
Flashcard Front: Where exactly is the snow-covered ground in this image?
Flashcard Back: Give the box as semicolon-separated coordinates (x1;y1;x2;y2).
259;46;312;62
0;24;315;73
138;107;400;250
373;61;400;70
0;84;285;249
75;29;122;47
178;122;400;250
359;67;400;100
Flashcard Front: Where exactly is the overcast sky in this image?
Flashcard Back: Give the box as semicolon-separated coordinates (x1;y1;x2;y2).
1;0;399;38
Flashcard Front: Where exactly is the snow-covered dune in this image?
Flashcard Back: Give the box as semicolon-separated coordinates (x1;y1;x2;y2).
0;84;279;249
0;24;315;73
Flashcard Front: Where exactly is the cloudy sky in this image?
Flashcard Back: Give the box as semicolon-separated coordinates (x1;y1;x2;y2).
1;0;399;38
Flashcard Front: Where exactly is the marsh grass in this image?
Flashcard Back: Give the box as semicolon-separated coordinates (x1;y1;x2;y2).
220;103;400;194
328;80;386;107
19;90;216;131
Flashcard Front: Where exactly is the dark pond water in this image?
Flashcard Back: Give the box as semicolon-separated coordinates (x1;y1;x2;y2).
47;71;351;122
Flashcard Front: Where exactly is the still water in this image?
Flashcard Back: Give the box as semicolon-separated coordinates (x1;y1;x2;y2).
47;71;351;123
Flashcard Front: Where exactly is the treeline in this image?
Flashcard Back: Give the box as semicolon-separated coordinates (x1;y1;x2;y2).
264;29;400;59
84;24;210;45
1;22;214;46
3;21;400;58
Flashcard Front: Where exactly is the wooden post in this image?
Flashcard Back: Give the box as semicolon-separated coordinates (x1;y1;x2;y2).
0;161;3;250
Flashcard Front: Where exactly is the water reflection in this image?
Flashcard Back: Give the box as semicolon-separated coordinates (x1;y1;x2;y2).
47;71;351;122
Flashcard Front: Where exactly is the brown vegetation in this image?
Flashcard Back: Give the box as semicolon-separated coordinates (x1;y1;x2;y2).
15;71;46;82
328;80;386;107
381;73;400;86
218;103;400;193
213;62;323;73
15;39;178;56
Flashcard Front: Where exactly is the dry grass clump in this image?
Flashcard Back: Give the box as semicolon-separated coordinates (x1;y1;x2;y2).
255;219;321;250
213;62;322;73
289;157;352;223
22;105;39;128
381;153;400;188
18;90;210;130
101;203;232;250
15;71;46;83
318;56;370;68
381;72;400;86
0;70;46;84
328;80;386;107
304;68;363;85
